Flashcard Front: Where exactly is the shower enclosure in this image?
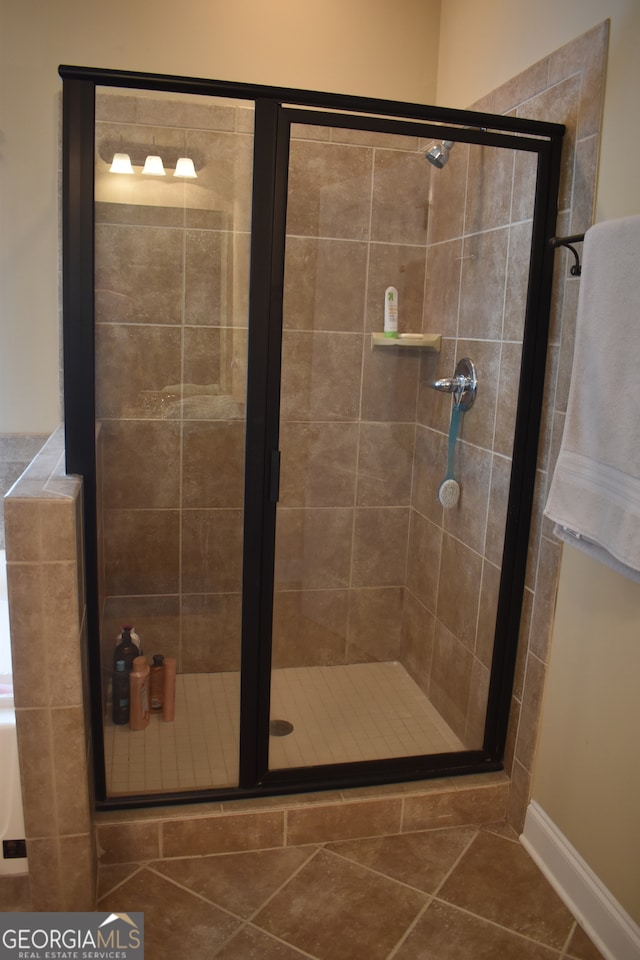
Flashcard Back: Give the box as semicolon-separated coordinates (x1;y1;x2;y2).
60;66;563;807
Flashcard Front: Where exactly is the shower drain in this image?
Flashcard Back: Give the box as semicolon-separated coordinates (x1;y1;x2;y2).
270;719;294;737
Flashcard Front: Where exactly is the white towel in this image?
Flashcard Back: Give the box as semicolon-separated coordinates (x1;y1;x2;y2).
544;214;640;582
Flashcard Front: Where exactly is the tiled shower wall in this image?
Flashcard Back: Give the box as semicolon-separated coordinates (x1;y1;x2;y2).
400;142;537;745
94;91;254;682
94;103;531;750
475;22;608;828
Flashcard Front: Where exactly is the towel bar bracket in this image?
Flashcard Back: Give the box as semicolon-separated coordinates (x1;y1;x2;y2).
550;233;585;276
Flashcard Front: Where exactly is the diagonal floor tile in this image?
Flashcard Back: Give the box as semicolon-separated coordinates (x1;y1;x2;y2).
326;826;477;893
253;847;426;960
98;866;240;960
437;831;575;949
152;845;317;918
393;899;561;959
215;924;318;958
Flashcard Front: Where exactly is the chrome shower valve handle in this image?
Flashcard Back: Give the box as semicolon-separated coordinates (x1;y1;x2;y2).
431;357;477;410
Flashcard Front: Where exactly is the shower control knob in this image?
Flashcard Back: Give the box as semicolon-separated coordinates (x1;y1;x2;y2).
430;357;477;410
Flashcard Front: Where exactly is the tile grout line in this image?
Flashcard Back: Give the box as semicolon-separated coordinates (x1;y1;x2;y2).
428;895;569;956
384;826;480;959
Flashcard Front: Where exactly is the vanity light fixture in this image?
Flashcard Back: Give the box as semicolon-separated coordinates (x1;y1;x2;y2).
174;157;197;178
109;152;134;174
142;154;166;175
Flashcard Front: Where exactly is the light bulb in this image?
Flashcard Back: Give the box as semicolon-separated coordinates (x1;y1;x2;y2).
173;157;197;178
142;155;166;176
110;153;134;174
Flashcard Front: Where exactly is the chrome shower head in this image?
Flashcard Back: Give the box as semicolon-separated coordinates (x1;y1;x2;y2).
424;139;455;169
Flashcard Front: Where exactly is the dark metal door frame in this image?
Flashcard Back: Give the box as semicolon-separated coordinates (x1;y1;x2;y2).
59;65;564;809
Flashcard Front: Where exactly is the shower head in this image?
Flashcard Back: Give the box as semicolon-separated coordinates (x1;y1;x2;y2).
424;139;455;169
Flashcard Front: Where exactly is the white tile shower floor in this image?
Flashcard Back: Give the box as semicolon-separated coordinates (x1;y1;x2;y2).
104;661;464;796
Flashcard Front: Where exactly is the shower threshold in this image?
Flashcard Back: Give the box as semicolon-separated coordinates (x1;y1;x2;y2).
103;661;464;797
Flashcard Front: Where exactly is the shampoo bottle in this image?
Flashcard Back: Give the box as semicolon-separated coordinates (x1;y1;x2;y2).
162;657;177;722
114;626;138;671
111;660;130;725
384;286;399;338
129;655;150;730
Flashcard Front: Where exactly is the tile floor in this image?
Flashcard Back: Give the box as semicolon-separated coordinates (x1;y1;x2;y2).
104;662;464;795
95;820;606;960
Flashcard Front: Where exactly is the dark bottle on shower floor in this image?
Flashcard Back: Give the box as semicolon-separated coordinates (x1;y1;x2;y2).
112;660;130;725
149;654;165;712
114;626;138;671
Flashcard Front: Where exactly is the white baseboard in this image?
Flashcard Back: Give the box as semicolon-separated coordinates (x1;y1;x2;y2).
521;802;640;960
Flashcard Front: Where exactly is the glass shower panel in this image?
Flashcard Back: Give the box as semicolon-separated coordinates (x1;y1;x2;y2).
269;124;537;771
269;122;449;771
94;88;254;795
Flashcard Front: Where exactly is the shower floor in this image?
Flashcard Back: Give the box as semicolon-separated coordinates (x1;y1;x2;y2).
104;661;464;796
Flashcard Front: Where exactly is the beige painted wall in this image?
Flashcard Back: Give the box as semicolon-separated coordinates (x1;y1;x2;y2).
0;0;440;433
438;0;640;923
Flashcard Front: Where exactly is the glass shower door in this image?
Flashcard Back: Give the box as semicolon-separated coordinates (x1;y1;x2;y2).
94;87;254;796
268;117;537;774
269;119;459;771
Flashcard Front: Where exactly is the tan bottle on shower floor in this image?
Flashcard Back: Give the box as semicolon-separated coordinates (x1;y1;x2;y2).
129;655;150;730
162;657;177;722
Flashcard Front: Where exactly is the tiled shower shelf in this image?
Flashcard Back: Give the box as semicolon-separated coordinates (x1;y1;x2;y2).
371;332;442;350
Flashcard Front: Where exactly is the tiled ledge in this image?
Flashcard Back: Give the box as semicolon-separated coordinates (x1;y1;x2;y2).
95;772;509;865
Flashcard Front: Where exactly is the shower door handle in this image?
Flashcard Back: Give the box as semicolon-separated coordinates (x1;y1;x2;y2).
269;449;281;503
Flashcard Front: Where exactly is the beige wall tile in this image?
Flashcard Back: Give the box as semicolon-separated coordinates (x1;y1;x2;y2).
104;509;180;595
346;586;403;662
59;834;97;910
436;535;482;648
279;422;358;508
162;811;284;857
427;143;469;244
356;422;415;507
100;420;181;509
95;223;184;325
406;511;441;613
371;149;430;245
287;140;373;240
465;145;515;233
280;330;363;422
284;237;368;333
429;622;474;738
351;507;410;588
182;421;245;509
181;592;242;672
26;838;62;910
181;509;243;594
96;324;182;419
423;240;462;340
402;782;508;831
15;708;56;837
400;591;436;695
286;798;401;845
272;589;348;668
274;507;353;591
98;821;161;864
